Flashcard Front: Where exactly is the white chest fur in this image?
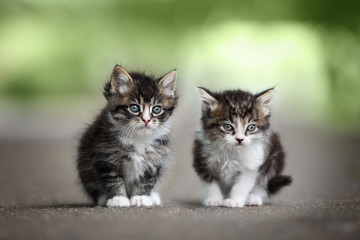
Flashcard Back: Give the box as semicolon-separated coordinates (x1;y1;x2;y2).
236;142;265;171
207;141;265;185
121;133;159;183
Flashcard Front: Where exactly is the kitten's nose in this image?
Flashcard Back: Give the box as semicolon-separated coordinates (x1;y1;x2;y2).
142;118;150;126
236;138;244;144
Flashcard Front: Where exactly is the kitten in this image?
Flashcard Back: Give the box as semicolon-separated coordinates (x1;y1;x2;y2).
77;65;178;207
193;87;292;208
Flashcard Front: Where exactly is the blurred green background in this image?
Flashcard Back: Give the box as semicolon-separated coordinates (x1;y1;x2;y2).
1;0;360;131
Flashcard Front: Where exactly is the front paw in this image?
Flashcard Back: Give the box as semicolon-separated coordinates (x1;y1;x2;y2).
203;198;223;207
130;195;153;207
106;195;130;207
223;198;245;208
246;194;263;206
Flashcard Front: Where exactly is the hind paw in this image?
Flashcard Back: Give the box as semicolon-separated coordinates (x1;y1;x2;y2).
246;194;263;206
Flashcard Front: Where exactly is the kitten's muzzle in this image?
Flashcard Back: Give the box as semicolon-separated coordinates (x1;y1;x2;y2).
235;138;244;145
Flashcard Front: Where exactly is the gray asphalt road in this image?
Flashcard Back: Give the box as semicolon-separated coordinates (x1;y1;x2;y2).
0;100;360;240
1;200;359;240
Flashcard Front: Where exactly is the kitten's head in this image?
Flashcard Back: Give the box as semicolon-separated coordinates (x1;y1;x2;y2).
198;87;274;148
104;65;178;136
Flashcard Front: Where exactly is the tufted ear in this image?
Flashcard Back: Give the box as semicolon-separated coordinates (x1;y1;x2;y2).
198;87;218;110
256;88;274;115
110;65;134;95
158;70;176;97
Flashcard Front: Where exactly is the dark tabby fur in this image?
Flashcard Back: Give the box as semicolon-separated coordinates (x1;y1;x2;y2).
77;65;178;207
193;87;291;207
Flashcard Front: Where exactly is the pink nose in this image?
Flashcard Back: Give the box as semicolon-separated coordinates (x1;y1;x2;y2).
143;119;149;126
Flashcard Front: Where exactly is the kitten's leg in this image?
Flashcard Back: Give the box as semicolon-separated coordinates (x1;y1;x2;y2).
202;181;223;207
223;172;257;208
148;181;162;206
246;185;268;206
96;195;107;206
95;161;129;207
130;168;161;207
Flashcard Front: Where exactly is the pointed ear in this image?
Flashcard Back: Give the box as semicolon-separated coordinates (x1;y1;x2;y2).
256;88;274;115
110;65;133;94
198;87;218;110
158;70;176;97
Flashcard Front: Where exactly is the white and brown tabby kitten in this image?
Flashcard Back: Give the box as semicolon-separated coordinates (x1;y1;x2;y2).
193;87;291;208
77;65;178;207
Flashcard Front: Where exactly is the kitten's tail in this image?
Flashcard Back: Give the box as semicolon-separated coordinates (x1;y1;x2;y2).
268;175;292;194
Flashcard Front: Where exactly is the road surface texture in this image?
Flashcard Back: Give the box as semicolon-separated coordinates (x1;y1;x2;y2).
0;96;359;240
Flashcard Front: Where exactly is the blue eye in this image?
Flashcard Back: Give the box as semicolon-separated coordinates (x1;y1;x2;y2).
223;124;233;131
247;124;256;132
152;106;162;114
129;104;140;113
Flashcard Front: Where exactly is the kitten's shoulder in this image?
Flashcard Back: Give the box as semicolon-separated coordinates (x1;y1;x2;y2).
192;132;214;182
266;131;284;154
259;131;285;174
79;107;114;147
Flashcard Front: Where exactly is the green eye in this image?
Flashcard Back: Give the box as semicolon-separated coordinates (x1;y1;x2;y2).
223;124;233;131
247;124;256;132
152;106;162;114
129;104;140;113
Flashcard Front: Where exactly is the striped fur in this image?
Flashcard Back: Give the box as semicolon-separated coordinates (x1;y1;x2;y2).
193;87;291;207
77;65;177;207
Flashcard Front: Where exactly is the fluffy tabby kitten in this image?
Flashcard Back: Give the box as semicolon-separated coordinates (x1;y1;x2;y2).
193;87;291;208
77;65;178;207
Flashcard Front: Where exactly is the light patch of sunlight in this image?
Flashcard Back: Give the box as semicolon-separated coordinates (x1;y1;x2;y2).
180;21;328;119
0;18;54;74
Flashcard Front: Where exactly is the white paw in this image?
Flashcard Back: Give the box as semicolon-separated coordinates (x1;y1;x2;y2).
150;192;161;206
203;198;223;207
106;195;130;207
130;195;153;207
223;198;245;208
246;194;263;206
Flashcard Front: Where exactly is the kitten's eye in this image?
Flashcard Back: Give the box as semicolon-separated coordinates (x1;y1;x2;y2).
247;124;256;132
223;124;233;131
152;106;162;114
129;104;140;113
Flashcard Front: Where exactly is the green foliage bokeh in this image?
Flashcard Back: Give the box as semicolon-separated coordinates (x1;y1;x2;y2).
0;0;359;127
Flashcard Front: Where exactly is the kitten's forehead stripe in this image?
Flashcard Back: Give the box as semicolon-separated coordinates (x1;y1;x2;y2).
209;89;268;123
130;72;159;102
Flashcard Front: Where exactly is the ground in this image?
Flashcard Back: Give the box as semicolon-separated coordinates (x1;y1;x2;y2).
0;101;359;240
1;200;359;240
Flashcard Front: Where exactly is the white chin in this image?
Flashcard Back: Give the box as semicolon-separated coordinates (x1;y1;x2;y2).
136;127;153;135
